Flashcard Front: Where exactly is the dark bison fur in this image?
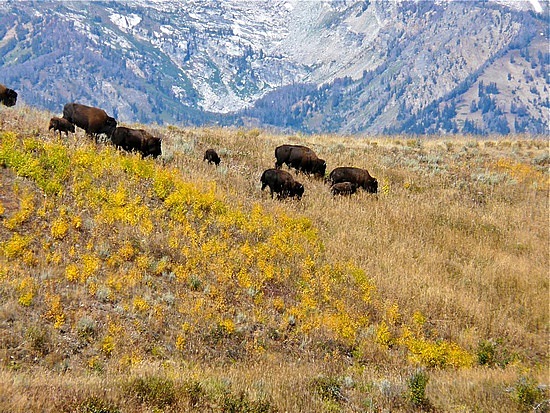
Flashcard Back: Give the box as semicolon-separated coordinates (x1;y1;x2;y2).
275;144;326;178
0;84;17;107
331;181;358;196
62;102;117;139
203;149;221;166
110;126;162;158
260;168;304;200
48;117;75;137
328;167;378;193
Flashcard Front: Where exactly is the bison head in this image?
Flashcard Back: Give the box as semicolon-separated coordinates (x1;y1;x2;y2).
1;88;17;107
48;118;57;130
313;158;327;178
146;137;162;159
104;116;118;136
365;178;378;193
291;182;305;199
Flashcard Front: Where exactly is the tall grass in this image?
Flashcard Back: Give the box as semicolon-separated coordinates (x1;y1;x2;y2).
0;106;548;412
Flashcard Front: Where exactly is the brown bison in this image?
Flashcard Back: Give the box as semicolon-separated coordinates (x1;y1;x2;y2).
110;126;161;158
62;102;117;139
331;181;358;196
328;167;378;193
203;149;221;166
48;117;75;137
275;144;326;178
260;168;304;200
0;84;17;107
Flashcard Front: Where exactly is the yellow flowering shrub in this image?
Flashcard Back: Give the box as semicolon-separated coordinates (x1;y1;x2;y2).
17;276;37;307
133;296;150;313
375;321;394;348
400;327;474;368
3;190;34;230
493;158;548;187
2;233;32;259
50;218;70;239
65;264;79;282
42;293;65;329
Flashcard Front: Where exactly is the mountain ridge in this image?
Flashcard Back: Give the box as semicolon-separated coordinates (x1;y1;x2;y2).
0;0;548;134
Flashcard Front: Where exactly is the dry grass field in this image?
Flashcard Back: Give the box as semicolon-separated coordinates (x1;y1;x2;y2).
0;105;548;412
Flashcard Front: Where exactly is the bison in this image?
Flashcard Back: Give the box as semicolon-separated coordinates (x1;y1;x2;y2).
260;168;304;200
203;149;221;166
275;144;326;178
48;117;75;137
0;84;17;107
293;151;326;177
62;102;117;140
110;126;162;158
328;167;378;193
331;181;358;196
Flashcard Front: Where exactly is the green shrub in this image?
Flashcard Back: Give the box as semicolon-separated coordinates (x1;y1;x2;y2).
124;375;176;408
407;369;429;407
476;339;511;368
511;376;547;411
311;376;345;403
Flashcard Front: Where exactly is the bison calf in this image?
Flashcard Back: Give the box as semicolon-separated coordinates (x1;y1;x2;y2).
331;181;358;196
49;117;75;137
203;149;221;166
260;168;304;200
0;84;17;107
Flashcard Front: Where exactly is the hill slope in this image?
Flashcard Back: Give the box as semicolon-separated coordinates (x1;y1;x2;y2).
0;106;548;412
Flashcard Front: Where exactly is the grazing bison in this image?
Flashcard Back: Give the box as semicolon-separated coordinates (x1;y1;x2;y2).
203;149;221;166
260;168;304;200
110;126;162;158
293;151;326;178
274;144;326;178
48;117;75;137
0;84;17;107
331;181;358;196
62;102;117;140
328;167;378;193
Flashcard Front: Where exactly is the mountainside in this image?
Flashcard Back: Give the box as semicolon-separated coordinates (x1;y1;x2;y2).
0;0;548;134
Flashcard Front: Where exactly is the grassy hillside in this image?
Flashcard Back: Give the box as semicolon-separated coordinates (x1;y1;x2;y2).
0;106;548;412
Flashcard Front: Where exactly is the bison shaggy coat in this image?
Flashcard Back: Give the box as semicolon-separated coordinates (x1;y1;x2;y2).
331;181;358;196
0;84;17;107
328;167;378;193
203;149;221;166
260;168;304;200
110;126;162;158
62;103;117;139
275;144;326;178
49;117;75;137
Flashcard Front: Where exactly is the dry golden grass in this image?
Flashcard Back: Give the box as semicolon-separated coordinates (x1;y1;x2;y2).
0;105;548;412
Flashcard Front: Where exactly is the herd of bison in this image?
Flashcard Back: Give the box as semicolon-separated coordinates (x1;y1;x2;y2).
1;83;378;200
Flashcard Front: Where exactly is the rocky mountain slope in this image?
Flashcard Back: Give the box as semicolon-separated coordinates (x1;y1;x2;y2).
0;0;547;134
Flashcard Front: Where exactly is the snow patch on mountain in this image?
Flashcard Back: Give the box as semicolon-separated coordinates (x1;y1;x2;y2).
110;13;142;32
